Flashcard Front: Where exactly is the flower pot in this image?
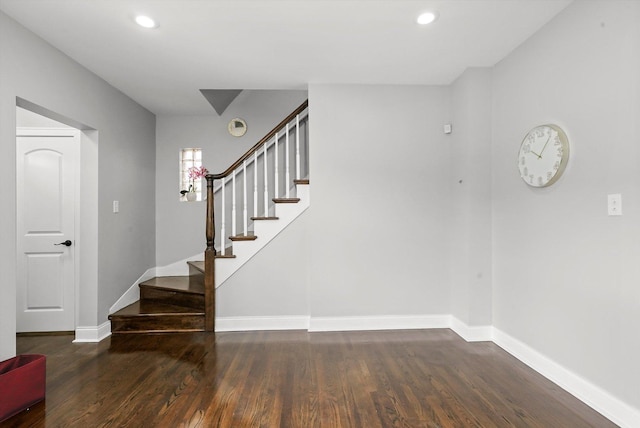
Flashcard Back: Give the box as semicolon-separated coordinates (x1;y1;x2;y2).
0;354;46;422
186;192;197;202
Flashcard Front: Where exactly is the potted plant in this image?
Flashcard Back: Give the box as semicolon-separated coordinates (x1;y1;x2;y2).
181;165;209;202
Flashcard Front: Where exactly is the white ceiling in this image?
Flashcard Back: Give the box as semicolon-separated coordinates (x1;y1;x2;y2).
0;0;572;115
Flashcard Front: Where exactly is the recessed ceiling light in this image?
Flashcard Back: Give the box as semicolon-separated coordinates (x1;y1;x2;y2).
135;15;157;29
417;12;438;25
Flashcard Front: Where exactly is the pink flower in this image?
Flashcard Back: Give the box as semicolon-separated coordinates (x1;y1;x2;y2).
186;165;209;193
188;165;209;180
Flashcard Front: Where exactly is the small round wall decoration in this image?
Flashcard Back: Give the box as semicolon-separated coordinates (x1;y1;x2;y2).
517;124;569;187
228;118;247;137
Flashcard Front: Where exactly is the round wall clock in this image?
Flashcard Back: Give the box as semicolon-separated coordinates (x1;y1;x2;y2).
228;118;247;137
518;124;569;187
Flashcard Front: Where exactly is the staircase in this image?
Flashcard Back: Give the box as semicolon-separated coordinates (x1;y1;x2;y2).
109;101;309;334
109;262;205;334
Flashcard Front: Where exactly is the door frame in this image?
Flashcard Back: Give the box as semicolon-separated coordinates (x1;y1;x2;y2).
16;127;81;333
14;98;102;343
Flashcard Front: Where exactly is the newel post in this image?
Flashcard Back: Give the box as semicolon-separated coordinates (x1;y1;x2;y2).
204;174;216;332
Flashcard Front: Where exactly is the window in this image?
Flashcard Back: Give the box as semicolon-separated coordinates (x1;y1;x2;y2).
180;148;203;201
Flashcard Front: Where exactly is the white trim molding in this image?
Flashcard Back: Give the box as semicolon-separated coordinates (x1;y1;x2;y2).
73;321;111;343
308;314;450;332
108;267;157;314
449;317;493;342
492;327;640;428
216;316;310;332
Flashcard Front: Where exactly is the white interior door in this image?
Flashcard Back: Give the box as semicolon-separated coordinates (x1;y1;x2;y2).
16;129;79;332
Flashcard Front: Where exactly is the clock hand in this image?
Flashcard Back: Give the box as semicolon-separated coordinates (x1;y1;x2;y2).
538;135;552;157
530;150;542;159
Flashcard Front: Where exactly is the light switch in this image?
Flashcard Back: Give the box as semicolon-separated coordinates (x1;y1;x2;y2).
607;194;622;216
113;200;119;213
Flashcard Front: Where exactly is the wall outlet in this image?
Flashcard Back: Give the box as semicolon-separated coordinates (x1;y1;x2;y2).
113;200;119;213
607;194;622;216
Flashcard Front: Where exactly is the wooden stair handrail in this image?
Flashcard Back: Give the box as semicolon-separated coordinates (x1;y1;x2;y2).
203;99;309;333
211;100;308;180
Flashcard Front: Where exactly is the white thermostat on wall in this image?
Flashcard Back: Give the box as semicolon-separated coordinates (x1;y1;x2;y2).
443;123;452;134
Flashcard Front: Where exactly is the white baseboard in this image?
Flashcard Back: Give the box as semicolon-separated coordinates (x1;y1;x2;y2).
308;314;451;332
449;317;493;342
216;316;310;332
73;321;111;343
492;327;640;428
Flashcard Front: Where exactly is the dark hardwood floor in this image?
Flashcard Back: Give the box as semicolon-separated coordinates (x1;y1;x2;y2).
4;329;616;427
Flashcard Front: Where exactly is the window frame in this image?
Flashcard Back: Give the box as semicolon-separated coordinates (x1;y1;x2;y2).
180;148;203;201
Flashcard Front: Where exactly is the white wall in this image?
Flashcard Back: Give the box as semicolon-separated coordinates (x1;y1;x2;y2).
307;84;452;318
0;11;156;358
492;0;640;412
155;90;307;266
449;68;493;327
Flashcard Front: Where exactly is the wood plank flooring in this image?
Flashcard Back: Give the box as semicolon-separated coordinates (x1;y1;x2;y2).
4;329;616;427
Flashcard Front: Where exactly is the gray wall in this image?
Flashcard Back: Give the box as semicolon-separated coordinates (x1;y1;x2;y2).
449;68;493;327
492;1;640;410
307;84;452;317
0;11;156;359
155;90;307;265
217;85;453;320
217;211;310;317
17;107;73;128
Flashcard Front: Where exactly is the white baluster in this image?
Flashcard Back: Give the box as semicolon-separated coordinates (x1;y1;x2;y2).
253;151;258;218
221;177;226;255
295;114;300;181
231;170;237;237
285;123;290;198
263;143;268;217
243;160;248;235
274;132;279;199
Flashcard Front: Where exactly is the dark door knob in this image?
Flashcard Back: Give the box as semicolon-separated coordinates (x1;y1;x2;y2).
55;240;73;247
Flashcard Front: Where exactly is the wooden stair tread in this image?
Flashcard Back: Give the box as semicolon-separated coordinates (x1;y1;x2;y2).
273;198;300;203
109;301;204;318
187;260;204;274
140;276;204;294
251;216;279;221
229;234;258;241
188;255;236;272
216;244;236;257
294;179;309;185
109;300;205;334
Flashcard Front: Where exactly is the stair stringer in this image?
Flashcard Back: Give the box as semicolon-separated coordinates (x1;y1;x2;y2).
215;184;309;288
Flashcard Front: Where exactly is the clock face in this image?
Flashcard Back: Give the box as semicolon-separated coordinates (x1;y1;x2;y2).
518;124;569;187
228;118;247;137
